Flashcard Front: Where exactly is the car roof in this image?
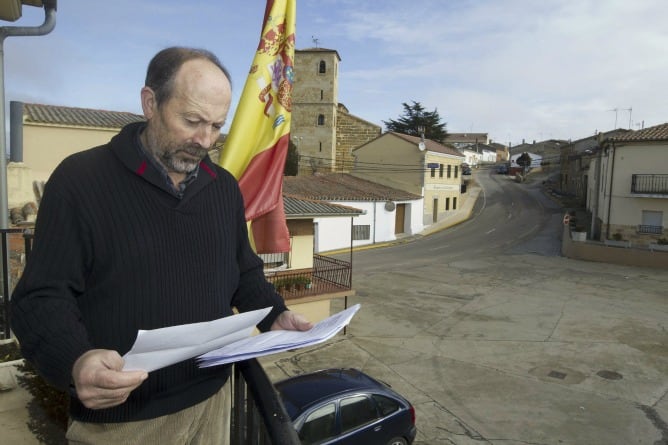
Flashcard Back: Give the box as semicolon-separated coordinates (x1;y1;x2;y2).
275;368;393;417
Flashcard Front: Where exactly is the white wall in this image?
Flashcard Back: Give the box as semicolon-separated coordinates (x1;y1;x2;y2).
313;199;423;252
482;150;497;163
313;215;355;253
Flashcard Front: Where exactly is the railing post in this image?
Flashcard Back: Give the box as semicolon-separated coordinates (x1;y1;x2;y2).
236;359;300;445
1;230;9;339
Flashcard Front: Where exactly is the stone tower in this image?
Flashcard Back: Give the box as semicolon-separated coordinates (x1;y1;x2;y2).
292;48;341;175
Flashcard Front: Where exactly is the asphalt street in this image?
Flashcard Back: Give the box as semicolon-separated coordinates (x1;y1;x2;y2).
263;172;668;445
2;170;666;444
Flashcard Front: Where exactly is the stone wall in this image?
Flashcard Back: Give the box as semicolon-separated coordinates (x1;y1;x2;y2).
335;109;381;172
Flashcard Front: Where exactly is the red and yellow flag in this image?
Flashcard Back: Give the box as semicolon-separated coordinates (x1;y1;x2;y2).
219;0;295;253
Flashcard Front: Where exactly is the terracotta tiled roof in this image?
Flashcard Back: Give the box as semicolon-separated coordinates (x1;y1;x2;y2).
283;173;422;202
23;103;144;129
283;196;364;218
389;132;464;157
608;123;668;143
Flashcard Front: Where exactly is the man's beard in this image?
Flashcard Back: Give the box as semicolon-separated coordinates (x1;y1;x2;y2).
158;144;209;174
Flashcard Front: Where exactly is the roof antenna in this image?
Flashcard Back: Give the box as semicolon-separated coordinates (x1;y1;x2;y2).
312;36;320;48
417;126;426;151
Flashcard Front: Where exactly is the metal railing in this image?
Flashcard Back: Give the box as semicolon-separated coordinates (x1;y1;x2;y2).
265;254;353;300
313;254;352;289
232;359;300;445
1;228;29;340
631;174;668;195
637;225;664;234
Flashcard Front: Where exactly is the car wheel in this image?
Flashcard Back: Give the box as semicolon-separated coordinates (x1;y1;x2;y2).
386;437;407;445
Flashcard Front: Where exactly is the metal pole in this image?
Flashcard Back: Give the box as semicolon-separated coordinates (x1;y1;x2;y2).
0;3;57;229
0;3;56;339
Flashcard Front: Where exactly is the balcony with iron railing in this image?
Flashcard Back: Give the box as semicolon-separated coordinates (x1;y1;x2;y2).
631;174;668;196
1;230;352;444
264;254;353;301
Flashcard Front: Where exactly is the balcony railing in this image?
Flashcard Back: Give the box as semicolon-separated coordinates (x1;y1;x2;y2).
232;359;300;444
637;225;664;234
265;254;353;301
631;174;668;195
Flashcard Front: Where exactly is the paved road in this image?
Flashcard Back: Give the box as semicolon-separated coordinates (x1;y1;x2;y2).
264;170;668;445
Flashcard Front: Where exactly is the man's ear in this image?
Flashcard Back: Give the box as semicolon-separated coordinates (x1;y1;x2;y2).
140;86;156;120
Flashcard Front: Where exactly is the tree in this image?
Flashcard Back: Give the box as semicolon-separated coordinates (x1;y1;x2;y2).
382;101;448;143
284;138;299;176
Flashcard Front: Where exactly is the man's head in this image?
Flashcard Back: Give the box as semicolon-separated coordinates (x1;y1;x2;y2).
140;47;233;180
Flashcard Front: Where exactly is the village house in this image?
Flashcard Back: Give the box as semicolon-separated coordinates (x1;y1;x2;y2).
351;132;465;226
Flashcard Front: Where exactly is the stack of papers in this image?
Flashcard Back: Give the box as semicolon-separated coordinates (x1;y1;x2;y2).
198;304;360;367
122;304;360;372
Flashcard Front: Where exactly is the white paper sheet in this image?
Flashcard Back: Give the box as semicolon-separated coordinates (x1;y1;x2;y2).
197;304;360;367
122;307;272;371
121;304;361;372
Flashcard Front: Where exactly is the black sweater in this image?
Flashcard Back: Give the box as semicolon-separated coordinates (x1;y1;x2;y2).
11;122;287;422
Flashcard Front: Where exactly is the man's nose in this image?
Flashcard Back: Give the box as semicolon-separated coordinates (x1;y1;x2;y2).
192;125;215;148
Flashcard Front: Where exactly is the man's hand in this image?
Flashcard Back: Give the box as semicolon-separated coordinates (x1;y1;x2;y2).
72;349;148;409
270;311;313;331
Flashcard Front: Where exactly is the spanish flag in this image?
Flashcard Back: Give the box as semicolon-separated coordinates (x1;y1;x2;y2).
219;0;295;253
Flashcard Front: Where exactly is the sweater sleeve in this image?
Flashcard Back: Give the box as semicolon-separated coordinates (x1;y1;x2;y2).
10;174;93;391
229;188;288;332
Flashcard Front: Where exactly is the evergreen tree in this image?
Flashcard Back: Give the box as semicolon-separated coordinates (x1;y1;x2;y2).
383;101;448;142
284;138;299;176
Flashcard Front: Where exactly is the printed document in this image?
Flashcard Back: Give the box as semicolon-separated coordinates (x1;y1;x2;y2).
122;304;360;372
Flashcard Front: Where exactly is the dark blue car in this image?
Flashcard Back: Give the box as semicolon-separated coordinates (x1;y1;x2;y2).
275;368;417;445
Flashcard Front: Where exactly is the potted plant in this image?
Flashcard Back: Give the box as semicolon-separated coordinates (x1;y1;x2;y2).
272;277;289;293
571;226;587;242
294;276;311;291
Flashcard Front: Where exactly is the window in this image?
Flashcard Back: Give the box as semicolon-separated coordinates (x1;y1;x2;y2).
639;210;663;234
447;165;452;178
340;395;378;433
453;197;457;209
320;89;324;100
430;167;436;178
319;60;326;74
439;164;444;178
299;403;336;445
352;225;370;240
317;114;325;126
445;197;450;211
454;165;459;177
372;394;400;417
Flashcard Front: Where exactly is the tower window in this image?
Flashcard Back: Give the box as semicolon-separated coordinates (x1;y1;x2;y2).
317;114;325;126
319;60;326;74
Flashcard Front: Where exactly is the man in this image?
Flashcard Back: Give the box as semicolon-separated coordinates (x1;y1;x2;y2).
11;46;311;444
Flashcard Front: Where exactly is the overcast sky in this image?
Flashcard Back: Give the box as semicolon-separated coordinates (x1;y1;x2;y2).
3;0;667;146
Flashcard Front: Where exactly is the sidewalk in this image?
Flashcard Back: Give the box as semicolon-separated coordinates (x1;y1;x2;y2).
0;364;44;444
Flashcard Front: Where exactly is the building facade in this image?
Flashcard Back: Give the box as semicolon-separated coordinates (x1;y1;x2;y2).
283;173;423;250
352;132;465;225
588;123;668;245
292;48;380;174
